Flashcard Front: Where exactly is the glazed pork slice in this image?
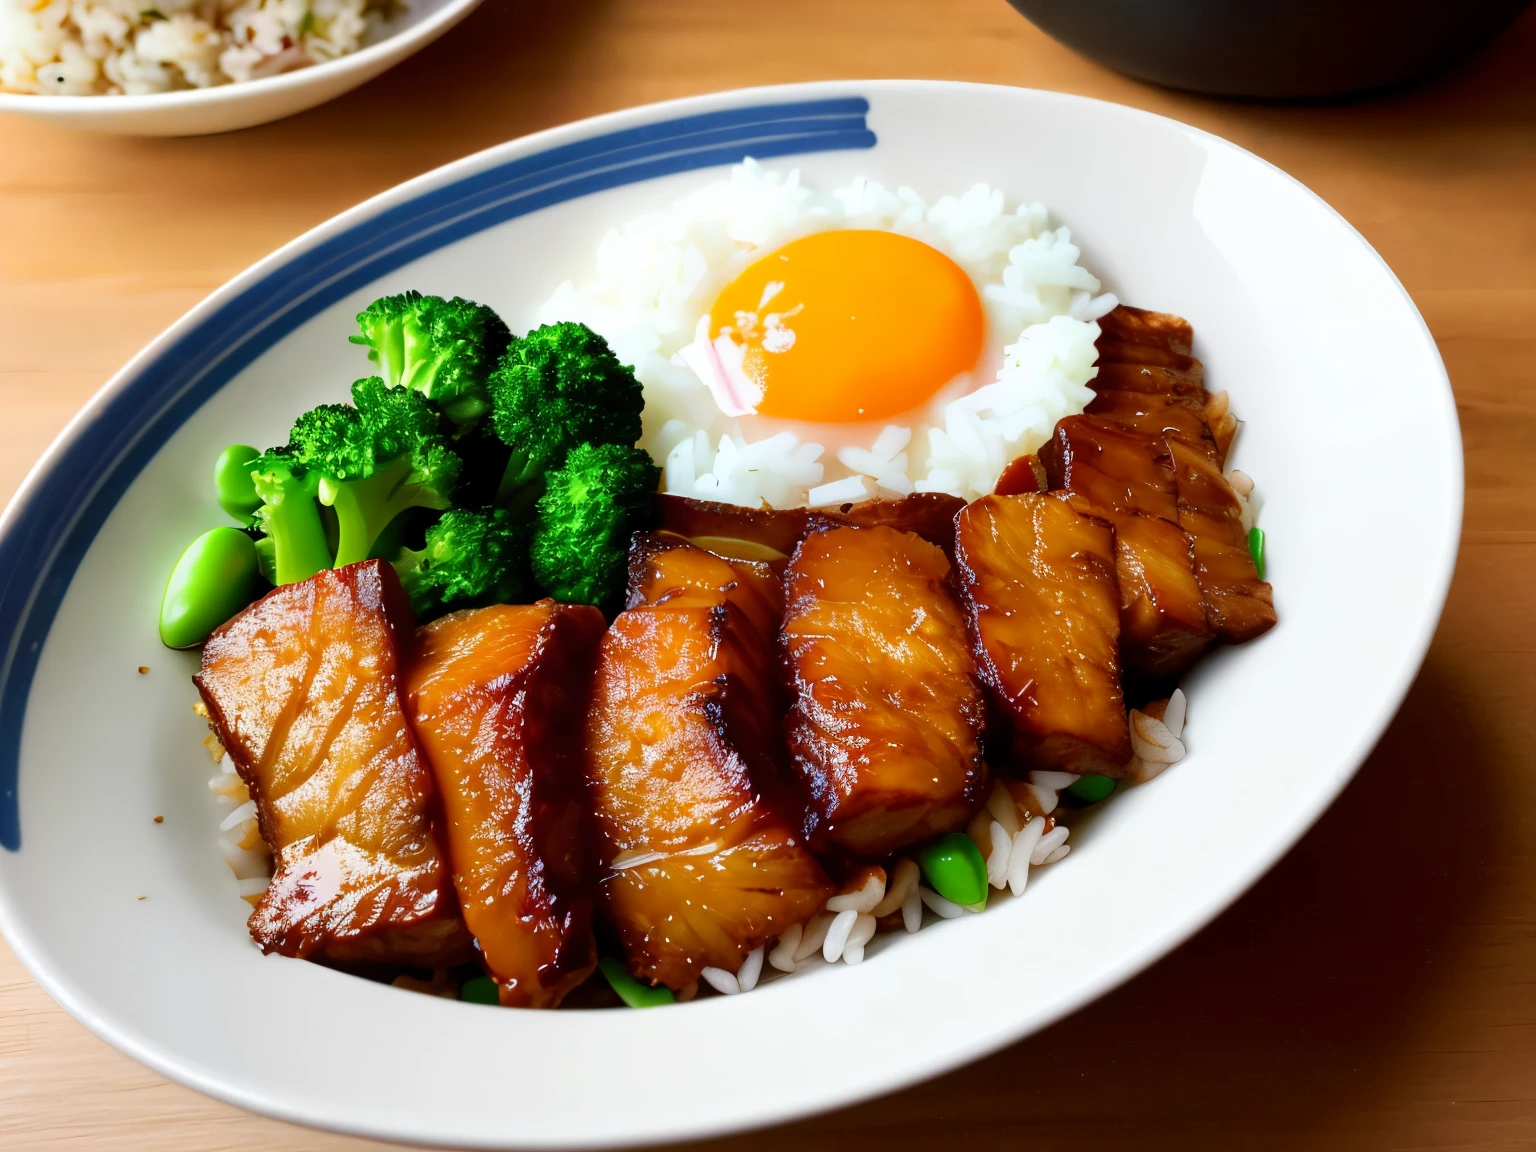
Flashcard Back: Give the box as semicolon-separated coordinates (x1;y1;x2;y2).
825;492;968;554
1039;414;1180;521
655;494;809;562
405;602;605;1008
195;560;465;963
1041;415;1212;679
1085;388;1222;462
782;524;987;858
587;539;832;990
626;531;782;644
1090;504;1212;682
1092;304;1205;397
1167;438;1277;642
1092;303;1238;464
1096;304;1199;369
954;494;1133;777
655;492;968;562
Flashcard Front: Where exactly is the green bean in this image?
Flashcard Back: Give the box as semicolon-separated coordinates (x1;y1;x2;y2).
1067;774;1115;804
158;528;264;649
917;832;988;910
459;976;500;1005
214;444;263;520
598;957;674;1008
1248;526;1266;580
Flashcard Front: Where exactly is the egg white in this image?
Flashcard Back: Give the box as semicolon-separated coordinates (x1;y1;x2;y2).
536;160;1116;509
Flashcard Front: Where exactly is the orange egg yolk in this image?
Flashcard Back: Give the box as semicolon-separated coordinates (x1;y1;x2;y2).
707;229;985;424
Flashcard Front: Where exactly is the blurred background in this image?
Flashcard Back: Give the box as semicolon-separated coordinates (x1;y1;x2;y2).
0;2;1533;1149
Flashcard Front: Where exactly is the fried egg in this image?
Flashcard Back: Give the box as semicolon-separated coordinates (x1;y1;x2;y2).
536;161;1116;508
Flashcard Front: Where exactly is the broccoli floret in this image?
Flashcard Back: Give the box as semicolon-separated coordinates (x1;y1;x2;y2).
350;291;511;427
394;507;531;620
248;449;334;586
530;442;660;608
289;376;462;568
488;322;645;509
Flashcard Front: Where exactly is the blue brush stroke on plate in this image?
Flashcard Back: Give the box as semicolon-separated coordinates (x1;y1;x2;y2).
0;96;876;851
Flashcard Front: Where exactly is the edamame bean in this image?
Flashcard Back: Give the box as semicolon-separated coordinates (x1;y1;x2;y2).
459;976;500;1005
159;528;264;649
598;957;674;1008
917;832;987;910
1248;526;1266;580
214;443;262;520
1067;774;1115;804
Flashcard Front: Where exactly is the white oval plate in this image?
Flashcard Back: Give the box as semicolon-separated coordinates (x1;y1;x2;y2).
0;82;1460;1148
0;0;482;136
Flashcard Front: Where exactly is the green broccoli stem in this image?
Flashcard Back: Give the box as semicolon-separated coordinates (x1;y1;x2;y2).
493;450;549;514
320;456;452;567
259;486;332;585
439;393;491;427
360;314;411;391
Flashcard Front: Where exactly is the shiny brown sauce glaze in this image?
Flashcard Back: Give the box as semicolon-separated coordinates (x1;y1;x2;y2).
782;524;987;858
954;494;1133;777
406;601;605;1008
583;537;832;989
195;560;466;962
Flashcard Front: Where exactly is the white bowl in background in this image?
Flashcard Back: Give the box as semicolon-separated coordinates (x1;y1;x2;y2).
0;0;483;136
0;82;1461;1147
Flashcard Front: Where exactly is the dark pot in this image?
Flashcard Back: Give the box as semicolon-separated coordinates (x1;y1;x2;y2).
1006;0;1533;98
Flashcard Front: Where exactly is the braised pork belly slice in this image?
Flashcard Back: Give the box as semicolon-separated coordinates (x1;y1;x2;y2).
626;532;782;645
195;561;466;962
1039;414;1180;521
586;562;832;990
1040;416;1212;678
1072;500;1212;681
782;524;986;858
655;492;968;564
954;495;1133;777
1085;389;1222;462
1167;439;1277;643
405;602;605;1009
1093;303;1239;464
655;494;809;563
1095;304;1200;373
824;492;968;554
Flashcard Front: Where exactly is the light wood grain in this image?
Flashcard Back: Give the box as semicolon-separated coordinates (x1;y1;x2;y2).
2;1;1535;1148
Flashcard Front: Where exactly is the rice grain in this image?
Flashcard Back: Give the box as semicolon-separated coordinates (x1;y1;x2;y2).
700;967;741;996
1009;816;1046;896
842;914;878;965
768;925;802;973
823;909;859;962
901;886;923;933
918;887;964;919
737;945;765;991
1031;825;1070;866
985;782;1022;836
1028;770;1079;791
827;870;885;913
871;858;919;917
1164;688;1188;740
986;820;1012;889
794;912;834;962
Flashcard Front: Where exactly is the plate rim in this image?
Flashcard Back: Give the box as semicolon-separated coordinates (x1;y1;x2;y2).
0;78;1464;1148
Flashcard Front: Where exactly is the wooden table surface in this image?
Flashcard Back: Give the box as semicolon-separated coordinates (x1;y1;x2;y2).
2;2;1534;1148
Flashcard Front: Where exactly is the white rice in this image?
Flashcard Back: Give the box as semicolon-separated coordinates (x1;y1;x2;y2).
0;0;398;95
1126;688;1188;784
206;748;272;904
538;160;1115;509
